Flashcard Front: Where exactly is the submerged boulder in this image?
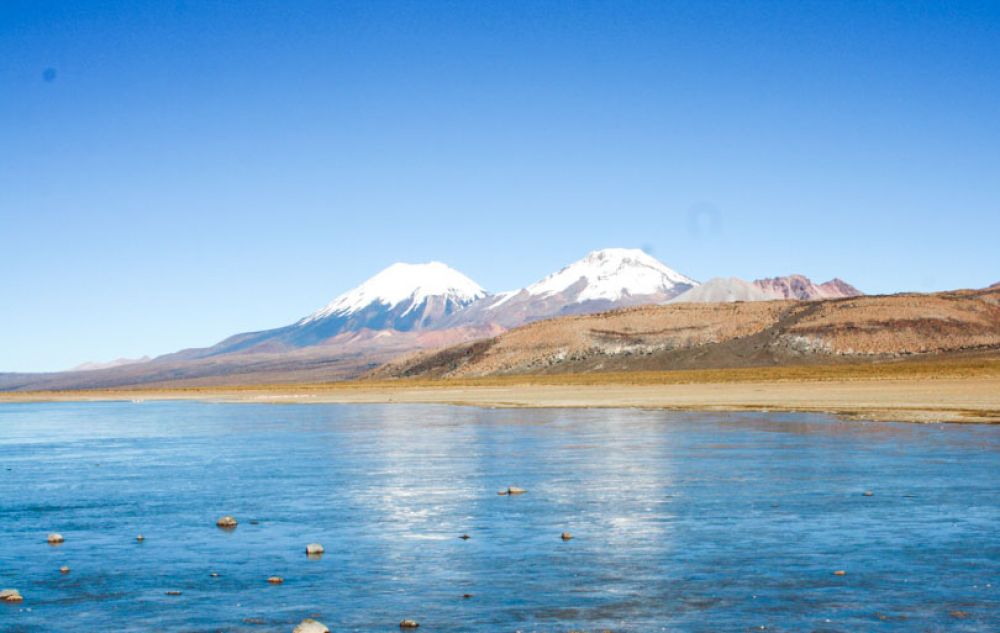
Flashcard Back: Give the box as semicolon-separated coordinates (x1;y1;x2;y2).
293;619;330;633
0;589;23;603
216;516;238;529
305;543;325;556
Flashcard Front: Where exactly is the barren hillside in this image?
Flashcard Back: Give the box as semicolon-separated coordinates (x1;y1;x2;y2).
372;287;1000;379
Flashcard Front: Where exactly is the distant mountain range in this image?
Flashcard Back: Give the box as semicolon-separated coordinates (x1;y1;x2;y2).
669;275;861;304
1;248;866;390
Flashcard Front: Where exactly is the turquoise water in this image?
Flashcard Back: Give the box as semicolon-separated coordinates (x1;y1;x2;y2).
1;401;998;632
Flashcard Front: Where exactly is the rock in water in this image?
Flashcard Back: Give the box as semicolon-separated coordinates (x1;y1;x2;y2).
267;576;284;584
399;620;420;628
47;533;65;544
136;534;145;542
305;543;325;556
561;532;573;541
863;491;874;497
833;570;847;576
59;566;71;574
0;589;24;603
216;516;238;529
293;619;330;633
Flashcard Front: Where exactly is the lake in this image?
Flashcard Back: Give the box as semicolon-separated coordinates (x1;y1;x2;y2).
1;401;998;631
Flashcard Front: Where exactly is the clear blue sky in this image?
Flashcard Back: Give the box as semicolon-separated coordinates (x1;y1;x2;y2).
2;1;998;372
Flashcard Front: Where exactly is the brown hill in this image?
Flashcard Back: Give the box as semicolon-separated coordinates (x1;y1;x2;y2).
371;287;1000;379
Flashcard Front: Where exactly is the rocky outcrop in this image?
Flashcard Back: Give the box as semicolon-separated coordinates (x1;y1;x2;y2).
305;543;325;556
753;275;862;300
216;516;238;529
293;620;330;633
0;589;23;603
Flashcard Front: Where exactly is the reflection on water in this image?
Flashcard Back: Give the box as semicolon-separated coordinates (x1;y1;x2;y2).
1;402;998;632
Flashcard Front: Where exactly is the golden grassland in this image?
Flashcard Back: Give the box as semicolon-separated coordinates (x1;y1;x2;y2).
3;355;1000;424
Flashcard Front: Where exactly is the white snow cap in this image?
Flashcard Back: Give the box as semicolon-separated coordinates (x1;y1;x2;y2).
301;262;486;323
521;248;697;303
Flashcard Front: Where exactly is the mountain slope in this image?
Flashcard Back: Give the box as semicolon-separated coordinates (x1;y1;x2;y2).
372;287;1000;379
195;262;486;356
667;277;776;303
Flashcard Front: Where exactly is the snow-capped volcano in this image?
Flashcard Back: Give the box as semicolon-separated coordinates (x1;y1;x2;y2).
301;262;485;324
506;248;696;305
200;261;487;355
442;248;698;328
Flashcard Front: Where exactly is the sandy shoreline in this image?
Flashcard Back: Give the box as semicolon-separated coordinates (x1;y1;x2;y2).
3;375;999;424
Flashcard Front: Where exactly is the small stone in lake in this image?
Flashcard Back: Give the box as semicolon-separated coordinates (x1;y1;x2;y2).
507;486;526;495
863;491;874;497
267;576;284;584
833;570;846;576
305;543;325;556
216;515;238;529
47;533;65;544
59;566;71;574
459;534;470;540
399;620;420;629
136;534;145;542
561;532;573;541
0;589;24;603
209;572;220;578
462;593;473;599
166;590;182;596
293;619;330;633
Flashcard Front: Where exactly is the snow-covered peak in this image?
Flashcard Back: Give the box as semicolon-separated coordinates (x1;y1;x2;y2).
301;262;486;323
518;248;697;303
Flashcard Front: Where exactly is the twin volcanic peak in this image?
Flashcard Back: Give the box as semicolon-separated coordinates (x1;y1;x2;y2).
200;248;858;357
201;248;697;355
305;247;699;333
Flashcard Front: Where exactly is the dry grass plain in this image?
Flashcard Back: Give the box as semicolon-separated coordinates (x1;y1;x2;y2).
4;355;999;424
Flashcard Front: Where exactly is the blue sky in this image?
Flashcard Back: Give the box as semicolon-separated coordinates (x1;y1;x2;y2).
2;1;999;372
